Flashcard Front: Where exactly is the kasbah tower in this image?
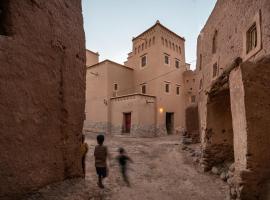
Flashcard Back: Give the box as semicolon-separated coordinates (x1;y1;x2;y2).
125;20;188;135
85;20;195;136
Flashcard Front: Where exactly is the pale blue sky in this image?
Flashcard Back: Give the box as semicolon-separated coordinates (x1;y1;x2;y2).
82;0;217;69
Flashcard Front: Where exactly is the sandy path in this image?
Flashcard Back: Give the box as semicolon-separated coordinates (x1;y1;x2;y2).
25;134;229;200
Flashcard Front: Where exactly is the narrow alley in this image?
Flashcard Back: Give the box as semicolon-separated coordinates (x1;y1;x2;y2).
25;135;229;200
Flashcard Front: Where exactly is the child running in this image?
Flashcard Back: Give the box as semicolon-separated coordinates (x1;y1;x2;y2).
116;147;133;187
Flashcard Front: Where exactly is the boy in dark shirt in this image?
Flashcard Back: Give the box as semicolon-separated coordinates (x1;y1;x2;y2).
94;134;108;188
116;147;133;186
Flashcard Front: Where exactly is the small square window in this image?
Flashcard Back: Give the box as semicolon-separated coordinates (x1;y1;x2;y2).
141;85;146;94
164;55;170;65
176;86;180;95
212;63;218;78
246;23;257;54
141;55;147;67
165;83;170;93
114;83;118;91
175;60;180;68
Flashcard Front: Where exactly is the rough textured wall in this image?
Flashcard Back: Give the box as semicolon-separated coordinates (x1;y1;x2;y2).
185;105;200;143
110;94;156;137
235;58;270;200
201;90;234;169
0;1;86;199
196;0;270;155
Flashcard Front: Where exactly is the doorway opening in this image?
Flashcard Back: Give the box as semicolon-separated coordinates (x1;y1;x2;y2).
166;112;174;135
204;89;234;168
0;0;10;36
122;112;131;134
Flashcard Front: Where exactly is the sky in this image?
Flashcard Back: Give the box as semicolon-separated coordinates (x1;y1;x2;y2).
82;0;217;69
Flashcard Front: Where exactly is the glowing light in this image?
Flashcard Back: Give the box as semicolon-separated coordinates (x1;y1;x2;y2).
159;108;164;113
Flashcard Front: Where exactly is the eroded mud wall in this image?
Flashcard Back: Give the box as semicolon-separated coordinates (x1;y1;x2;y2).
202;90;234;169
229;58;270;199
0;1;86;199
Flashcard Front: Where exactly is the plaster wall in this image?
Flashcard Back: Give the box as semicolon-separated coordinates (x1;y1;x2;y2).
110;94;156;137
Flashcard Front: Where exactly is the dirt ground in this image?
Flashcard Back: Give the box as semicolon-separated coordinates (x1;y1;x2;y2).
25;134;229;200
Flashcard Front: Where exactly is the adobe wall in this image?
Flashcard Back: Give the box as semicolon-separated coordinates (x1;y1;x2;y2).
0;1;85;199
196;0;270;150
203;90;234;169
110;94;156;137
229;58;270;200
84;61;134;133
185;105;200;143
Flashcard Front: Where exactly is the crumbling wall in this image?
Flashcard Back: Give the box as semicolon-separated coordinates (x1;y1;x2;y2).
201;90;234;170
185;105;200;143
229;57;270;200
0;1;85;199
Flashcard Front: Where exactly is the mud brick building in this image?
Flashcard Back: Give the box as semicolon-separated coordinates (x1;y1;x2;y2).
195;0;270;199
0;1;86;199
85;21;194;137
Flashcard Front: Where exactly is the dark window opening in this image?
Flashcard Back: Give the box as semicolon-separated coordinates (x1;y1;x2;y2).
164;55;169;65
199;79;203;89
213;63;218;78
114;83;118;91
165;83;170;93
175;60;180;68
141;55;147;67
246;23;257;54
176;86;180;95
212;30;218;54
0;0;10;36
141;84;146;94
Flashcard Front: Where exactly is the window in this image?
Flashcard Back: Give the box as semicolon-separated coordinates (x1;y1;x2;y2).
141;55;147;67
165;83;170;93
193;79;195;83
191;96;196;103
114;83;118;91
243;12;262;60
138;45;141;53
134;47;137;54
212;63;218;78
212;30;218;54
164;54;170;65
176;86;180;95
175;59;180;68
199;79;203;90
0;0;9;36
199;54;202;70
246;23;257;54
149;39;151;46
141;84;146;94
